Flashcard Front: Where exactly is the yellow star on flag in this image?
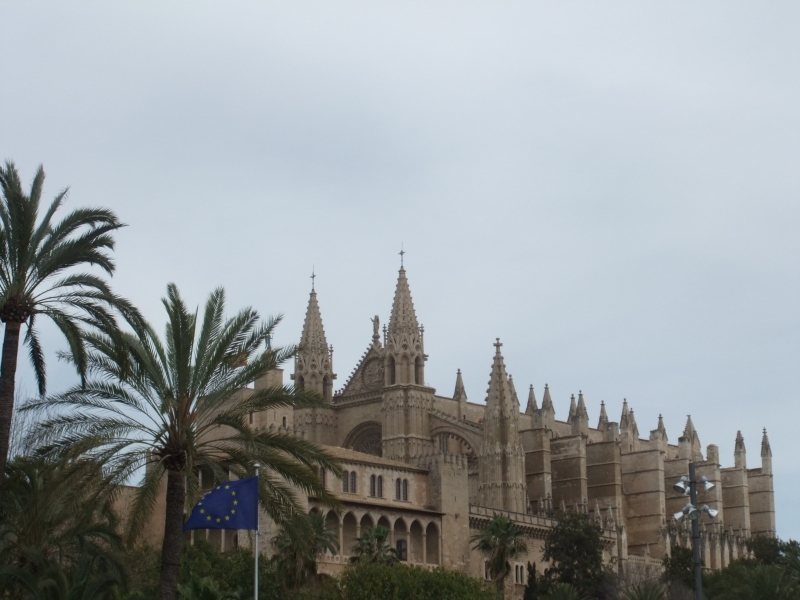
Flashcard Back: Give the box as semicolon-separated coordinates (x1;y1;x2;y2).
225;516;230;521
225;485;230;489
232;491;236;496
206;516;211;521
216;518;221;523
200;509;205;514
231;509;236;514
233;500;238;505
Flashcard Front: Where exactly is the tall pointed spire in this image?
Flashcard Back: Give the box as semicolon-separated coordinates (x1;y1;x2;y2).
388;266;419;334
734;430;746;468
735;430;745;452
300;287;328;353
761;428;772;458
478;339;528;513
577;391;589;420
683;415;703;462
568;394;577;421
597;401;609;429
541;384;554;414
453;369;467;402
508;375;520;411
620;399;630;429
526;385;538;415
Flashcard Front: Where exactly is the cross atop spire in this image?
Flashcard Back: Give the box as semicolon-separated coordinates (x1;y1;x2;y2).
399;243;405;267
310;266;316;291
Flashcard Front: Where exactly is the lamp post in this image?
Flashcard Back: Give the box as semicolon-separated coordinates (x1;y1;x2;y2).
673;463;717;600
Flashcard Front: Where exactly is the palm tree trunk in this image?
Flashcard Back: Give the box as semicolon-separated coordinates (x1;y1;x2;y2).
157;468;187;600
0;321;22;497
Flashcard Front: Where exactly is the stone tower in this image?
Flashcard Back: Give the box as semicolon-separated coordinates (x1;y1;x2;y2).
381;266;434;462
478;339;528;513
292;284;336;444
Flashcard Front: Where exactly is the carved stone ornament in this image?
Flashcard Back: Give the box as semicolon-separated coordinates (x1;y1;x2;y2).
355;432;383;457
361;357;384;391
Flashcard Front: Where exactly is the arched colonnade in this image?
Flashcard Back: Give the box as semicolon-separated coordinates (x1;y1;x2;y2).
310;506;441;566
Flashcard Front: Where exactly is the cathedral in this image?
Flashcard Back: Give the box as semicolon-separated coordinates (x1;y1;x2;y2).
132;265;777;598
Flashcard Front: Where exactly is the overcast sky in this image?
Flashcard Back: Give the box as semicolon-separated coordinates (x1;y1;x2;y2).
2;2;799;538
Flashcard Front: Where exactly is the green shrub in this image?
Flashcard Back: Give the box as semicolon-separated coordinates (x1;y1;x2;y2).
324;561;498;600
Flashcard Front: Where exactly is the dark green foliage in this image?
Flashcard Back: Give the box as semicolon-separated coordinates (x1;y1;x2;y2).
619;581;666;600
1;553;126;600
662;546;694;590
349;525;399;565
542;511;605;597
179;541;278;600
542;582;589;600
523;563;539;600
271;512;339;590
471;513;528;596
323;561;499;600
704;562;800;600
178;577;241;600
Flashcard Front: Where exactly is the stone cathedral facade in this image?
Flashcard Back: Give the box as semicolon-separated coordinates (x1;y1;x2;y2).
129;266;777;598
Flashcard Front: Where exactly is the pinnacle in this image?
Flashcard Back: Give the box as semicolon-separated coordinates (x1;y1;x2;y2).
683;415;696;438
541;384;554;413
761;428;772;457
568;394;577;421
598;401;609;428
526;385;537;414
657;414;666;432
577;391;589;419
300;288;328;353
484;339;517;419
735;430;745;452
454;369;467;402
508;375;520;409
388;266;419;334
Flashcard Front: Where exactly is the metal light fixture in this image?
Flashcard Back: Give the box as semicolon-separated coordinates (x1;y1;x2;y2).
702;505;718;519
673;502;701;522
672;476;689;495
700;476;715;493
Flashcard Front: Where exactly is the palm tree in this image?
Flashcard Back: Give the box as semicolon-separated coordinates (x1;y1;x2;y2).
0;161;140;493
471;513;528;598
271;511;339;590
0;456;123;575
349;525;399;565
543;583;590;600
620;581;666;600
26;284;341;600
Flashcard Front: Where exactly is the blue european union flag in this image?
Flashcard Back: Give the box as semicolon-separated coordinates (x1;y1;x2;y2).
183;476;259;531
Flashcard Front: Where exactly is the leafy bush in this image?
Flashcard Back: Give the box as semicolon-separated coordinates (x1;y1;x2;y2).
323;561;498;600
704;563;800;600
542;583;589;600
542;511;606;597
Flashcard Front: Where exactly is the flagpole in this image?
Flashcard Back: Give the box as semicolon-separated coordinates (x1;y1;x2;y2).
254;463;260;600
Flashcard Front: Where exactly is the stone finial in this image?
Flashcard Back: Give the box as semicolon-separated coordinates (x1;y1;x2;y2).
620;399;630;428
508;375;520;411
541;384;554;414
761;428;772;458
568;394;577;421
577;391;589;420
683;415;703;462
597;401;609;430
525;385;537;414
453;369;467;403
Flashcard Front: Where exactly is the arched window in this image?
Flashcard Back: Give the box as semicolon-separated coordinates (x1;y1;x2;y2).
319;467;326;487
282;416;287;428
377;476;383;498
370;474;376;497
342;471;349;493
296;375;304;391
396;539;408;561
414;356;422;384
388;357;396;385
350;471;356;493
402;479;408;501
395;478;401;500
439;435;448;453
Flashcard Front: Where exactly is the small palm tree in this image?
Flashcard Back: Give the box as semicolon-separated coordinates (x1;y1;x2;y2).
271;511;339;590
349;525;399;565
0;161;141;495
177;577;240;600
27;284;341;600
544;583;589;600
620;581;666;600
471;513;528;598
0;456;123;574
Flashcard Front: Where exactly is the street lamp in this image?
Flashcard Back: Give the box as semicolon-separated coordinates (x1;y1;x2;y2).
673;463;716;600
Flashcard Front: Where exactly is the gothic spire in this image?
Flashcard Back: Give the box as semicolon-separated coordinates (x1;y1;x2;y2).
453;369;467;402
683;415;696;438
577;391;589;420
761;428;772;457
620;399;630;429
508;375;520;411
300;287;329;353
734;430;746;468
526;385;537;415
485;340;518;419
735;430;745;453
568;394;577;421
541;384;554;414
597;401;609;429
388;266;419;334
